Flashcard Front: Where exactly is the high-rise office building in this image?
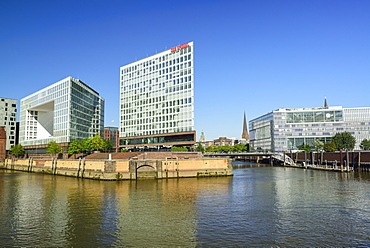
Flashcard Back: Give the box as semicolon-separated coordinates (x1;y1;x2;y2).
249;101;370;152
0;97;17;150
119;42;195;150
20;76;104;153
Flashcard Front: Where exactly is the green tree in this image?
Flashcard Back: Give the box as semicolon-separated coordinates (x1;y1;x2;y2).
68;140;83;158
332;132;356;150
81;138;92;153
233;143;249;153
46;141;62;157
171;146;188;151
104;139;113;152
10;144;25;158
360;139;370;150
298;144;311;152
213;146;220;152
323;142;336;152
195;143;205;152
90;135;105;151
219;145;233;153
205;146;215;152
313;139;324;152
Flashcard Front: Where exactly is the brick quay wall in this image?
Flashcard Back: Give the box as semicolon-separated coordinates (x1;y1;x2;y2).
0;152;233;180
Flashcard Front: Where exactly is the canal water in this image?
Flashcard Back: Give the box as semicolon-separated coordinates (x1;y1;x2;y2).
1;163;370;247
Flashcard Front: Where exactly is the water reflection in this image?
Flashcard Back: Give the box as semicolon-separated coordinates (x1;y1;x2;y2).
1;165;370;247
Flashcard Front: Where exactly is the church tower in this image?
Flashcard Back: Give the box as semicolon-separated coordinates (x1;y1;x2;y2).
241;112;249;141
200;130;205;142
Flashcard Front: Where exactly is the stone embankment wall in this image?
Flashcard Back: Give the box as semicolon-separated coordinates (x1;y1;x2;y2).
0;157;233;180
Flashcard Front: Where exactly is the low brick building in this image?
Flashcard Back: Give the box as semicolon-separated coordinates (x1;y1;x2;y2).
0;127;6;159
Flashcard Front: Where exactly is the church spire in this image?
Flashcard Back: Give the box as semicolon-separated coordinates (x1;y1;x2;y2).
324;96;328;108
242;112;249;141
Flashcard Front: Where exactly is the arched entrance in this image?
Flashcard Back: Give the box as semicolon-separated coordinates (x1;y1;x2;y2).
136;165;156;179
129;160;163;179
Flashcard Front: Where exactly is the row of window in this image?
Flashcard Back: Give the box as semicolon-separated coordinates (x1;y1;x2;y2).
276;122;370;128
123;55;192;78
122;91;192;107
121;127;193;139
285;110;343;123
123;77;192;95
3;122;15;126
123;82;192;101
123;70;192;91
2;108;17;112
122;105;192;120
122;110;193;126
122;101;193;120
1;117;16;121
122;97;192;110
121;89;192;107
123;119;192;131
123;69;192;90
276;126;370;133
24;88;68;108
122;46;192;74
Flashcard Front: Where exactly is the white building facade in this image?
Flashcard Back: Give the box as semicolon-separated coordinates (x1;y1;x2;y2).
0;97;17;150
250;106;370;152
20;77;104;150
119;42;195;149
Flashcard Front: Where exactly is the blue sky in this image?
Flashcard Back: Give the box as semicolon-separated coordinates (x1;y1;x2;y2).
1;0;369;141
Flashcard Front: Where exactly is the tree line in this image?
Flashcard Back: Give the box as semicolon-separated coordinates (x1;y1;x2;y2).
8;131;370;157
298;131;370;152
9;135;113;158
202;143;249;153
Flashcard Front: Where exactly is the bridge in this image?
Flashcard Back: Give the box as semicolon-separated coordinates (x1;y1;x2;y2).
203;152;295;166
205;152;361;172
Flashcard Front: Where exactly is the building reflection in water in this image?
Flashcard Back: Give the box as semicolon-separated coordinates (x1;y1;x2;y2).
1;171;225;247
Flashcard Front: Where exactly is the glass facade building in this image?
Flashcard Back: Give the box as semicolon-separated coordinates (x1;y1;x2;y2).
250;106;370;152
119;42;195;148
0;97;17;150
20;76;104;147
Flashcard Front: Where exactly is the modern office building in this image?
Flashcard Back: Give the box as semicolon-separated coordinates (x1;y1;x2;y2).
19;76;104;153
249;102;370;152
119;42;195;150
0;97;17;150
